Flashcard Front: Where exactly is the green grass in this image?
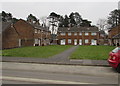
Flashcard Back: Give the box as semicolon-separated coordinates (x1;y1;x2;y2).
70;45;115;60
2;45;72;58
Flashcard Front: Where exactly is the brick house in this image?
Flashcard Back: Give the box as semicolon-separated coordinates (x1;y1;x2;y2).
108;25;120;46
57;26;99;45
98;30;108;45
33;25;51;46
2;19;51;49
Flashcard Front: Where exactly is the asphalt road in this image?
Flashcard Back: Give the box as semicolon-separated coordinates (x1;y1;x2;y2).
2;62;120;85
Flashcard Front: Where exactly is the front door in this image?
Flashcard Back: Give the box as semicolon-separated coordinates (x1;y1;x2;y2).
74;39;77;45
79;39;82;45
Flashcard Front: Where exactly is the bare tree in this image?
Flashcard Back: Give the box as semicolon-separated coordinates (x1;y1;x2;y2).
40;16;48;27
97;18;108;31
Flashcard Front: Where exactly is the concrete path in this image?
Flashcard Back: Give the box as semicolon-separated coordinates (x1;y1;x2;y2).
2;46;109;66
48;45;78;62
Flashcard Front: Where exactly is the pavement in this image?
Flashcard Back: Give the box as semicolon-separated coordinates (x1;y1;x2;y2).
1;46;109;66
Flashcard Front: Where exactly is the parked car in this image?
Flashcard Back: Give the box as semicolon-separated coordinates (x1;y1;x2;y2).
108;47;120;73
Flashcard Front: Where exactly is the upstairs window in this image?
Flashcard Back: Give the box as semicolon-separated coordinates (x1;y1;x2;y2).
74;32;77;36
85;32;89;36
35;29;37;33
68;32;72;36
91;32;97;36
79;32;82;35
38;30;40;33
60;32;65;36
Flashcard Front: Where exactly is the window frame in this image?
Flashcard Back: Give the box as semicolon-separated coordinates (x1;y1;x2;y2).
85;32;89;36
74;32;77;36
85;39;89;43
91;32;97;36
60;32;66;36
68;39;72;43
68;32;72;36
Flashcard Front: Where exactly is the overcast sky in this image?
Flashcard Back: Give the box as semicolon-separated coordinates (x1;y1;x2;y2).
1;0;119;25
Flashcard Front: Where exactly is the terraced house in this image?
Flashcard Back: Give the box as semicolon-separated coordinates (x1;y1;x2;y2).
108;25;120;46
2;19;51;49
57;26;99;45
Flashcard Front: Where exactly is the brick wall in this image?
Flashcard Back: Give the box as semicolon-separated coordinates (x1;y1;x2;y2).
2;25;19;49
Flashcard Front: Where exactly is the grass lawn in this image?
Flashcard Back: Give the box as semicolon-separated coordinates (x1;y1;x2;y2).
2;45;72;58
70;45;115;60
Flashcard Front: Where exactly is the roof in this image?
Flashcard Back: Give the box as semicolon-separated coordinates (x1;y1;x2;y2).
2;21;12;32
58;26;99;32
26;20;49;31
112;33;120;39
99;30;106;34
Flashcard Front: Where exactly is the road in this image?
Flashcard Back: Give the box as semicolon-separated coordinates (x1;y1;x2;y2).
2;62;120;85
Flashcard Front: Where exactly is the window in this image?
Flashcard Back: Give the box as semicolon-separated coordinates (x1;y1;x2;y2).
91;32;97;36
68;39;72;43
68;32;71;36
60;32;65;36
79;32;82;35
79;39;82;45
74;32;77;36
91;39;97;45
85;32;89;36
34;39;39;44
35;29;37;33
85;39;89;43
60;39;66;45
38;30;40;33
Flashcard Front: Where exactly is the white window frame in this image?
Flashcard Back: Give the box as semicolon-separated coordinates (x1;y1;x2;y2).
60;39;66;45
74;32;77;36
68;32;72;36
38;30;40;33
79;32;82;35
68;39;72;43
85;39;89;43
35;29;37;33
91;32;97;36
60;32;65;36
91;39;97;45
85;32;89;36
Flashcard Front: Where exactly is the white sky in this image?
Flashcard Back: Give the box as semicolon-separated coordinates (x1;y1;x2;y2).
0;0;119;25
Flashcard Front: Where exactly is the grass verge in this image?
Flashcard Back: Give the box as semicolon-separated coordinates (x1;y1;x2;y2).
2;45;72;58
70;45;115;60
